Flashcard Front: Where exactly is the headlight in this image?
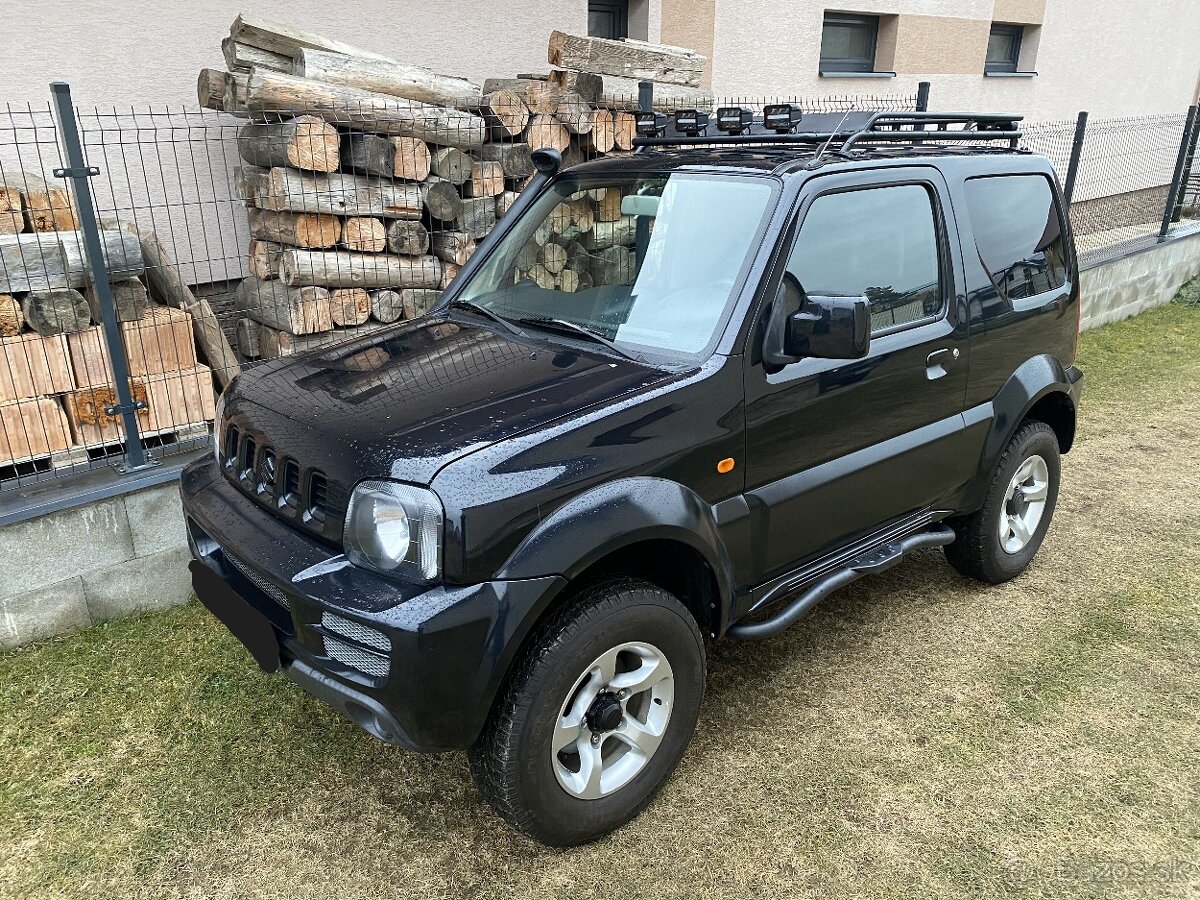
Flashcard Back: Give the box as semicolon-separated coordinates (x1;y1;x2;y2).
343;480;443;582
213;390;226;463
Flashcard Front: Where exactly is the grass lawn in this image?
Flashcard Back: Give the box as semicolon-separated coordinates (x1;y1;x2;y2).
3;288;1199;900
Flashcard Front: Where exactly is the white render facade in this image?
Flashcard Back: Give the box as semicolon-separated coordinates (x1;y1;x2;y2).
5;0;1197;120
686;0;1200;120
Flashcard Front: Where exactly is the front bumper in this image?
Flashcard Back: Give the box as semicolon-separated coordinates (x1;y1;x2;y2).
181;456;565;752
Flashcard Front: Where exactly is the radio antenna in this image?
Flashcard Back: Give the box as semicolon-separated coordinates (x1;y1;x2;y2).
806;104;858;169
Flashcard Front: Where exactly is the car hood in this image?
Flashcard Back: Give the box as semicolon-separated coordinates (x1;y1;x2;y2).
225;317;676;487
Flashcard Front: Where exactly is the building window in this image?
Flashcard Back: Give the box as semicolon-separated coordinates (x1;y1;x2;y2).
820;13;879;73
589;0;629;40
985;24;1023;73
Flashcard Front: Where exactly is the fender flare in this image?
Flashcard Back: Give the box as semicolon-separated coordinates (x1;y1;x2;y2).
965;353;1078;507
496;476;737;631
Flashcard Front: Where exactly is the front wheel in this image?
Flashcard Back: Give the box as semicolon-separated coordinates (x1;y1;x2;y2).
468;577;706;846
945;420;1061;584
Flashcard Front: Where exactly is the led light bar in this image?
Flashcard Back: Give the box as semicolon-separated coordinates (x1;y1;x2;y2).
763;104;803;134
673;109;710;136
716;106;754;134
635;111;668;137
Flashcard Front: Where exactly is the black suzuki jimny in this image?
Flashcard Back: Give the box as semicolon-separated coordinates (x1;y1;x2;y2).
182;110;1084;845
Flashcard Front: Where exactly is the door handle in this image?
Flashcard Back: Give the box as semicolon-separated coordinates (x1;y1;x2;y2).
926;347;960;380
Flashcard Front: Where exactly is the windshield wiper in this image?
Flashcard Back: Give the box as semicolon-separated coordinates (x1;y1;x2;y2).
515;316;643;363
447;299;526;338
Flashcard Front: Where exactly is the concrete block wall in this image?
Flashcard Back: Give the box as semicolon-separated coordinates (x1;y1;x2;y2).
0;483;192;649
1079;230;1200;331
0;233;1197;650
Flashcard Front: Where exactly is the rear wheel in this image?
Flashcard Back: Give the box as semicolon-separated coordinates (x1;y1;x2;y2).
945;420;1061;584
468;577;706;846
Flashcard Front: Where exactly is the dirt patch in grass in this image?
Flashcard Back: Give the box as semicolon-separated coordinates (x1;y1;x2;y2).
3;300;1200;900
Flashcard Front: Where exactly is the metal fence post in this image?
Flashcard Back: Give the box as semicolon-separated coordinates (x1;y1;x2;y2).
638;79;653;114
1159;104;1198;241
635;81;653;273
49;81;155;473
916;81;931;112
1062;111;1088;206
1170;108;1198;223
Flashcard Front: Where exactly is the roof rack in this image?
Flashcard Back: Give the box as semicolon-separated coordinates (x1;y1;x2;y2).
632;110;1024;156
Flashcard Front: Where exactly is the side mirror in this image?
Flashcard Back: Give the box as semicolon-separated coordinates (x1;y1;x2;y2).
785;294;871;360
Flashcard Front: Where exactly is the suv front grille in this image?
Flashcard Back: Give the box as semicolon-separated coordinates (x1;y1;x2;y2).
324;639;390;677
282;459;301;509
239;437;256;483
308;473;330;523
218;422;336;539
226;552;291;611
256;447;277;496
320;612;390;678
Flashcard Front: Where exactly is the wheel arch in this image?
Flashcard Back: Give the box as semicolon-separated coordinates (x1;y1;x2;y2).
495;477;737;637
1023;390;1076;453
963;354;1078;511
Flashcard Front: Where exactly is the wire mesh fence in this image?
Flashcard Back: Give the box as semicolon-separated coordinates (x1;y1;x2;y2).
1022;112;1198;264
0;84;1196;493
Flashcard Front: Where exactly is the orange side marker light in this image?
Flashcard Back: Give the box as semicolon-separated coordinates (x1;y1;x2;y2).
717;457;735;474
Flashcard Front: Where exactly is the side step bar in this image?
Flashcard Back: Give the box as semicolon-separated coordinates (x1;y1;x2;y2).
727;525;956;640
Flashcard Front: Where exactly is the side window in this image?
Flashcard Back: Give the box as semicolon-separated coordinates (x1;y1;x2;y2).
786;184;944;335
966;174;1068;301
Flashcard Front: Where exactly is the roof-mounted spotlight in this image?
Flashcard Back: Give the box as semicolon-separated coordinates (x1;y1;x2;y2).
673;109;710;136
635;111;668;137
763;104;803;134
716;106;754;135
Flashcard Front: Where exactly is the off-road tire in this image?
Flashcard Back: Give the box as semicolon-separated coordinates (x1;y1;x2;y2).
468;576;706;846
945;420;1061;584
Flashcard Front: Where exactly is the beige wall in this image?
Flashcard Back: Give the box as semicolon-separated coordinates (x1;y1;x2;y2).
0;0;591;105
992;0;1046;25
661;0;717;88
890;15;992;75
704;0;1200;120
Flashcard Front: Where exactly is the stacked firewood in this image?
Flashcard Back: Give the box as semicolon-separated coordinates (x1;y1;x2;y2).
196;14;709;359
0;179;80;467
0;175;226;469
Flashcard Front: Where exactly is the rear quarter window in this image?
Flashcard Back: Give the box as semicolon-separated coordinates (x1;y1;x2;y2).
966;174;1069;301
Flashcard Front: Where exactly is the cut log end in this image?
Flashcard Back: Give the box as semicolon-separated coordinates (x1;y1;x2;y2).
22;290;91;336
478;88;530;139
341;217;388;253
331;288;372;327
525;114;571;153
0;294;24;336
369;289;405;324
385;220;430;256
392;137;432;181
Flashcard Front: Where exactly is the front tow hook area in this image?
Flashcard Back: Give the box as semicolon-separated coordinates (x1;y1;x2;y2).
727;525;957;640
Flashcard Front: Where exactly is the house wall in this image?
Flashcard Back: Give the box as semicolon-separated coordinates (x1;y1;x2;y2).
0;0;592;105
701;0;1200;120
1;0;1194;119
660;0;717;89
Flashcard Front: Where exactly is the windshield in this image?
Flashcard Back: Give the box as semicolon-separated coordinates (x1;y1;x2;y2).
455;172;776;359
